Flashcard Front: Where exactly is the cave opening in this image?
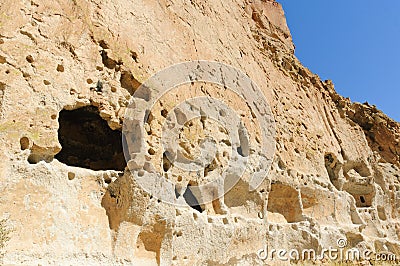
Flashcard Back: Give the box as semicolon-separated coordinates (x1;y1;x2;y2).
183;185;204;213
360;196;366;204
55;106;126;171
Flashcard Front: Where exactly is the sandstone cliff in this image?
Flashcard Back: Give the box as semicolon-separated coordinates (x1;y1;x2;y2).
0;0;399;265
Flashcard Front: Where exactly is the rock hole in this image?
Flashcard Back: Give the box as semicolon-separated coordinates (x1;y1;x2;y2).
349;192;373;208
360;196;366;204
130;51;138;62
221;139;231;146
162;152;171;172
204;159;218;177
324;153;342;190
68;172;75;180
212;199;224;214
26;55;34;63
55;106;126;171
183;185;203;213
161;109;168;118
120;70;141;95
200;115;206;129
27;153;53;164
100;50;118;69
95;80;103;92
237;124;249;157
148;148;155;155
27;154;36;164
146;111;154;124
103;174;112;184
174;187;180;199
56;64;64;72
99;40;109;49
277;157;286;170
0;55;6;64
20;137;30;150
43;80;50;85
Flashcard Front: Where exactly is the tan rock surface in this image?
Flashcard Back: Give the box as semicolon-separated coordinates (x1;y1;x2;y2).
0;0;399;265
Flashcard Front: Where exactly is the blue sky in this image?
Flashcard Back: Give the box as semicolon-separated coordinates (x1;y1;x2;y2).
279;1;400;122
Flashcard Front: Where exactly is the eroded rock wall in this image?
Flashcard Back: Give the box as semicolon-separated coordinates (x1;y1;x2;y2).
0;0;399;264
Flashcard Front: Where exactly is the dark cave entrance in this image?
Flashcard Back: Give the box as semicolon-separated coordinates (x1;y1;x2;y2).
55;106;126;171
183;185;204;213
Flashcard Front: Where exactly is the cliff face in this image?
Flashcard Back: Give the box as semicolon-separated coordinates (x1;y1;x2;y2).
0;0;399;264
